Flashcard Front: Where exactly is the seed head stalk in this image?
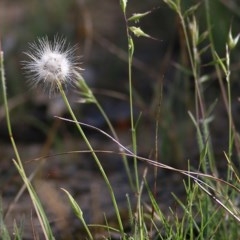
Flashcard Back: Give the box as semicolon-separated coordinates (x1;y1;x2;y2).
23;35;125;238
121;2;143;238
77;73;134;189
56;80;125;239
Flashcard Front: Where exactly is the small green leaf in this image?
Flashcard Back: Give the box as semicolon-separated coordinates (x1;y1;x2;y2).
120;0;127;14
128;35;134;58
163;0;178;12
128;11;151;23
62;188;94;240
183;2;201;17
206;98;218;118
199;75;210;83
198;43;210;56
228;29;240;50
197;31;208;45
129;26;151;38
172;62;192;76
188;16;199;45
214;51;227;76
61;188;83;219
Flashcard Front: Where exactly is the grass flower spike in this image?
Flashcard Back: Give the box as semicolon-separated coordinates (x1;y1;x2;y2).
23;36;81;95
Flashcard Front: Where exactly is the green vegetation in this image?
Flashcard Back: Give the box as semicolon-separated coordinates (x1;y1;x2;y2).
1;0;240;239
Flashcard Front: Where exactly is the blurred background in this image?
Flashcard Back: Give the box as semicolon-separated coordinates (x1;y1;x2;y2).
1;0;240;238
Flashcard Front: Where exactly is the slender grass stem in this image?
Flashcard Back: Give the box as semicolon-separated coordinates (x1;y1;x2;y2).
122;4;139;194
1;52;22;169
1;50;54;240
94;98;135;189
121;6;144;239
176;3;217;174
179;13;206;123
56;81;125;239
77;75;134;189
226;46;234;181
204;0;237;172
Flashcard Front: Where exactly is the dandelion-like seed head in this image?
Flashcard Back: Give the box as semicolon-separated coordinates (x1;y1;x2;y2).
23;36;82;96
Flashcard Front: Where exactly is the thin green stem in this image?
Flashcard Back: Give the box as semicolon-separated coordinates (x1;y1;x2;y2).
226;52;232;156
204;0;228;107
121;6;143;239
94;98;135;189
1;51;54;240
57;81;125;239
177;4;217;173
226;46;234;181
77;75;134;189
204;0;236;173
178;13;205;122
1;52;22;169
123;8;139;194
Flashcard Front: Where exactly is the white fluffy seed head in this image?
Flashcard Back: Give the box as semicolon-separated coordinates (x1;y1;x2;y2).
23;36;82;96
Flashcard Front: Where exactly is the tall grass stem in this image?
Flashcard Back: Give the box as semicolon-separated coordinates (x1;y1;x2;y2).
56;80;125;239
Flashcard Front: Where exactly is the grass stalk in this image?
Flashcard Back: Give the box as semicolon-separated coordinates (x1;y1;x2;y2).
225;45;234;181
204;0;240;163
121;4;140;193
0;50;54;239
174;1;216;174
56;80;125;239
78;75;135;189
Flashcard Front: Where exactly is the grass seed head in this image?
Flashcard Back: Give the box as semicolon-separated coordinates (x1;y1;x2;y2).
23;36;82;96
